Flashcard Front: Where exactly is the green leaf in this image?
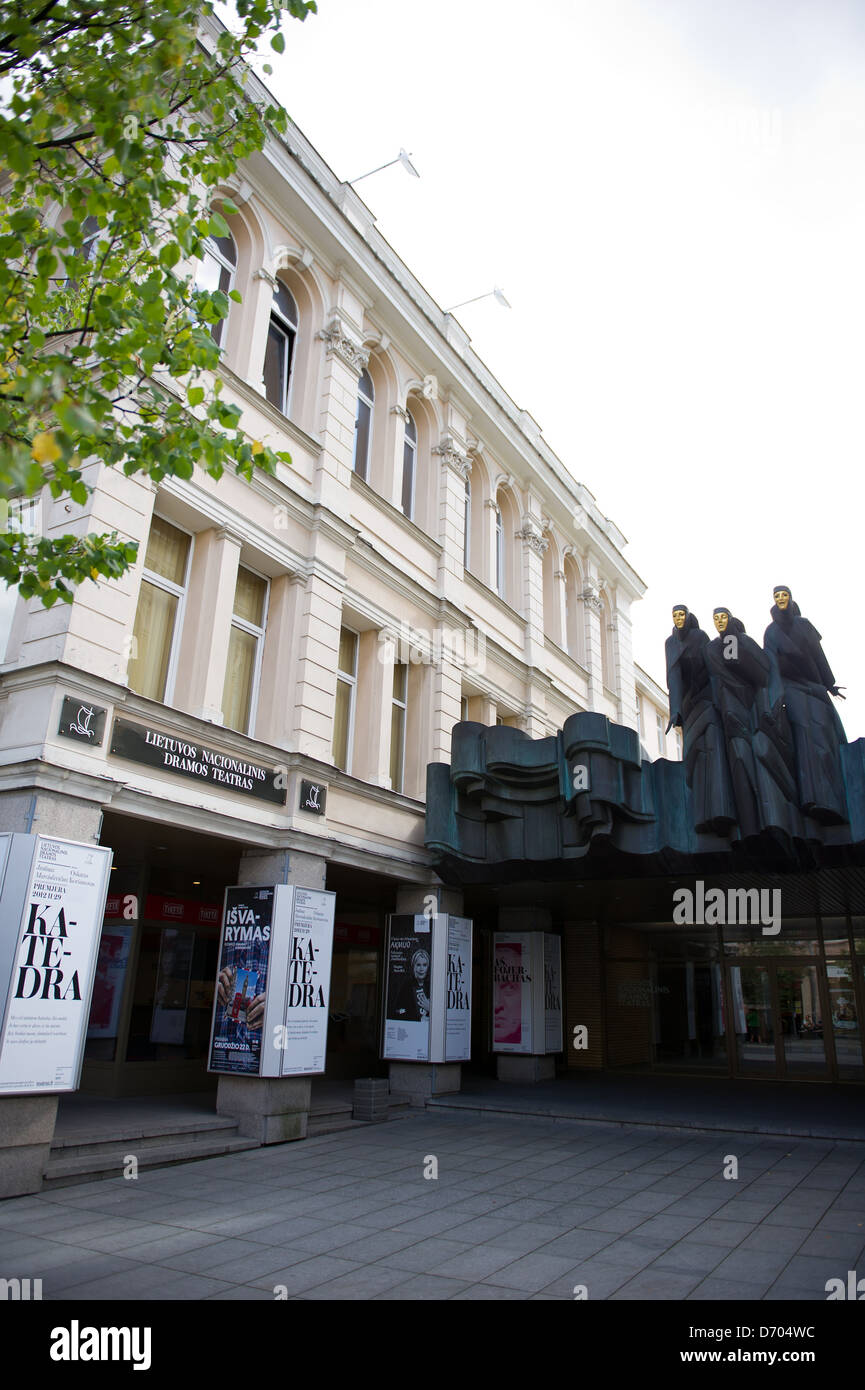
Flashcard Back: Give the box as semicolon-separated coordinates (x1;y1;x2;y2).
270;30;285;53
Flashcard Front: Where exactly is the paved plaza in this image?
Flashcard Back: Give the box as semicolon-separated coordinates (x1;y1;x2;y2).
2;1109;864;1301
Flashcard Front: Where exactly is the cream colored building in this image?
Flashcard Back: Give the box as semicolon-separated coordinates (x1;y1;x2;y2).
0;11;675;1111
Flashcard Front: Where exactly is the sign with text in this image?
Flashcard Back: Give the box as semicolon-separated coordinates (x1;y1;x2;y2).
209;884;336;1078
382;915;432;1061
0;834;113;1093
110;717;286;805
208;886;276;1075
280;888;336;1076
492;932;563;1055
383;914;473;1064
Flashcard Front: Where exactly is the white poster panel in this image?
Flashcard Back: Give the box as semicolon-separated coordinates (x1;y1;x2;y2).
0;836;112;1093
383;914;433;1061
543;933;563;1053
280;888;335;1076
445;916;472;1062
492;931;534;1054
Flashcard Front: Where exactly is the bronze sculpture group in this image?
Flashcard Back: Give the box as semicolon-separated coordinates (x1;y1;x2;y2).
665;588;847;838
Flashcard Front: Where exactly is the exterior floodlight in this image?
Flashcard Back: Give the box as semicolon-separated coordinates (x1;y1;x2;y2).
348;150;420;185
445;288;512;313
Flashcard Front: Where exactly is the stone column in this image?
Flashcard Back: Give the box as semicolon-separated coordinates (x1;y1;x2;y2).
611;589;637;731
315;314;368;516
0;794;103;1196
434;436;471;606
215;848;327;1144
495;906;555;1083
582;561;605;712
387;883;466;1104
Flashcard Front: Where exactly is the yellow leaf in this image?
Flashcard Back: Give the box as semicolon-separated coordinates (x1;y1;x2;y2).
31;431;61;464
90;568;99;581
250;440;263;456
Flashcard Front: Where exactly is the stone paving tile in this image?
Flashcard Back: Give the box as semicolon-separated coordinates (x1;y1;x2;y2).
610;1268;704;1299
484;1251;581;1293
298;1264;411;1300
711;1249;793;1285
650;1240;731;1276
483;1223;560;1256
375;1272;478;1300
373;1236;473;1274
206;1285;275;1300
687;1217;756;1247
773;1253;851;1291
451;1283;531;1300
687;1277;770;1301
532;1229;618;1261
249;1254;362;1294
391;1210;478;1238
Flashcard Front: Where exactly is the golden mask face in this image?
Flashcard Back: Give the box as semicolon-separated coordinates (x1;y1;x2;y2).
713;611;729;633
672;608;687;630
774;589;790;610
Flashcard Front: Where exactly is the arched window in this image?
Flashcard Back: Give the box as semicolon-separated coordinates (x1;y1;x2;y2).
401;410;417;519
81;215;100;264
494;503;504;597
463;476;471;569
352;368;374;481
263;280;298;415
195;233;237;347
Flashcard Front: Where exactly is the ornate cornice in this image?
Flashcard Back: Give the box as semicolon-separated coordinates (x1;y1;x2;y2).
433;434;472;479
317;319;369;375
391;404;411;423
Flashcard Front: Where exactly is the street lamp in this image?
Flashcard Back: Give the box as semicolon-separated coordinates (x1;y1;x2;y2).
445;286;512;312
348;149;420;185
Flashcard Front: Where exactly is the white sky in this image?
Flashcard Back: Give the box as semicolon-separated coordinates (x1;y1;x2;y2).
235;0;865;737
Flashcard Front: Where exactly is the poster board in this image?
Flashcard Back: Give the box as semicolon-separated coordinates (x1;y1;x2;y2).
383;913;473;1064
493;931;563;1056
0;834;113;1093
208;883;335;1078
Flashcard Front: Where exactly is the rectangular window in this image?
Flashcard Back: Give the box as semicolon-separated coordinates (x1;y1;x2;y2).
222;566;268;735
263;318;294;414
353;395;372;482
656;712;665;755
401;443;415;519
127;515;192;703
636;695;645;739
390;662;407;792
460;695;469;722
333;626;358;773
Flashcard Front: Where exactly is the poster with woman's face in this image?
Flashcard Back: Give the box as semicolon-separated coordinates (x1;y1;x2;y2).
383;914;433;1060
493;934;533;1053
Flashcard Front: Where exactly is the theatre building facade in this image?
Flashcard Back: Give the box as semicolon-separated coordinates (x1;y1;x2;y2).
0;10;676;1145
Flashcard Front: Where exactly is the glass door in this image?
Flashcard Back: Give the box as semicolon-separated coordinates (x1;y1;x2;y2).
729;964;776;1075
775;963;829;1079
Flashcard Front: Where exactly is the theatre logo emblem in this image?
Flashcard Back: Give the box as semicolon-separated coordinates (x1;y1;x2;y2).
49;1321;152;1371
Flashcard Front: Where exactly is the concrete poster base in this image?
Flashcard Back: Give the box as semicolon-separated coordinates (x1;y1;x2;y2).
496;1054;556;1084
388;1062;462;1105
216;1075;311;1144
0;1095;58;1197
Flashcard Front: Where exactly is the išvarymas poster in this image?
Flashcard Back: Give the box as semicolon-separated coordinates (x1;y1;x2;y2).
209;886;274;1075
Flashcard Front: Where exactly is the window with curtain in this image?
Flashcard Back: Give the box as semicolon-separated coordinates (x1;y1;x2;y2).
195;232;237;347
263;280;298;415
494;503;504;597
222;566;268;735
333;626;358;773
401;410;417;519
390;662;407;792
127;515;191;703
352;368;374;481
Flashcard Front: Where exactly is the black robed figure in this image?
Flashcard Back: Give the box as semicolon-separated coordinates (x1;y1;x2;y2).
763;587;848;825
665;605;736;834
705;607;799;839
